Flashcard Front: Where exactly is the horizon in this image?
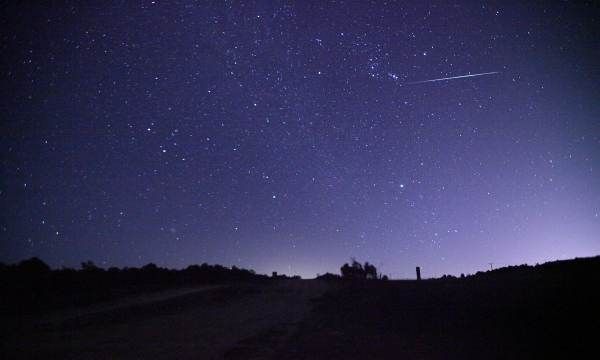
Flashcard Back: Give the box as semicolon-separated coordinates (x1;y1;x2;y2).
6;253;599;280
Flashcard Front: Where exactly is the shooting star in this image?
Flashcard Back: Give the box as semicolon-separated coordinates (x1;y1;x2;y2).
406;71;499;85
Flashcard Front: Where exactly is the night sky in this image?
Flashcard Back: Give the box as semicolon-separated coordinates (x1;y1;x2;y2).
2;1;599;278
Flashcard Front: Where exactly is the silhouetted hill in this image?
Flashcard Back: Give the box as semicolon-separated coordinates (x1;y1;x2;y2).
316;272;341;281
463;255;600;281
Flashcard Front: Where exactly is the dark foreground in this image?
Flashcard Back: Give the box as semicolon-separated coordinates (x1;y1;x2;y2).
264;258;599;359
3;281;328;359
272;279;598;359
3;257;599;359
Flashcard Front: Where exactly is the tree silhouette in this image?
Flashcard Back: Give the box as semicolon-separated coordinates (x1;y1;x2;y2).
17;257;50;274
340;258;379;280
81;260;101;272
364;262;377;279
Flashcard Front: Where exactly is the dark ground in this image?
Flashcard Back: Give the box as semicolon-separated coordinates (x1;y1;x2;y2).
269;278;598;359
233;257;600;359
2;281;329;359
2;257;599;359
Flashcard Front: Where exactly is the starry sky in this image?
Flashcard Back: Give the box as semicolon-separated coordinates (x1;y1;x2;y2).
2;1;599;278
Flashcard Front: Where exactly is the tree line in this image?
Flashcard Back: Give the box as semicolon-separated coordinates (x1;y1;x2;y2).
0;257;267;314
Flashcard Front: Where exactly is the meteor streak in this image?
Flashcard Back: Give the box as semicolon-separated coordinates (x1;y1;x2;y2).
406;71;499;85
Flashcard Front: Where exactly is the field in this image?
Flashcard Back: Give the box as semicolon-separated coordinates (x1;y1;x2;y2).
2;257;599;359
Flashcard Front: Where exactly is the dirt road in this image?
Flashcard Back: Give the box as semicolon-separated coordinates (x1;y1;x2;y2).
4;280;330;359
